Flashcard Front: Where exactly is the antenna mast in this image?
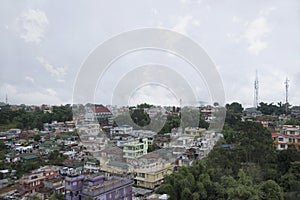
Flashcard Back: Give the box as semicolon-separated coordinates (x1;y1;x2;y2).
254;71;259;108
285;78;289;114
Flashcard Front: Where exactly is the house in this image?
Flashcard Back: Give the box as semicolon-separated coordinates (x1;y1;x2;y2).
184;127;206;137
18;166;59;196
272;125;300;150
84;158;100;174
110;125;133;136
35;177;65;199
65;174;133;200
134;149;175;189
123;138;148;160
91;104;113;120
154;135;171;149
244;107;262;117
291;106;300;120
101;161;133;177
99;145;124;164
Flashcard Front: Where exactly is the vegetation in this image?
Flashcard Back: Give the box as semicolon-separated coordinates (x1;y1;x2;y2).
0;105;72;131
158;116;300;199
257;102;288;115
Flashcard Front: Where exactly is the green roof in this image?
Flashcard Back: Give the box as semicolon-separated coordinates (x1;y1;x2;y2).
21;154;38;160
65;162;84;169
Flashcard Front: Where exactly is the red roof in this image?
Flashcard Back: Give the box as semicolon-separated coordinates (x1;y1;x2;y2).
272;132;280;137
92;105;111;113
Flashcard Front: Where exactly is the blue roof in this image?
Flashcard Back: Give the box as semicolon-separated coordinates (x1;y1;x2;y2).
221;144;235;148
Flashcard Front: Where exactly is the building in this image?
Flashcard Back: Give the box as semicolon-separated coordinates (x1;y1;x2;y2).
134;149;175;189
18;167;59;196
110;125;133;136
91;104;113;120
123;138;148;159
291;106;300;120
272;125;300;150
84;159;100;174
35;177;65;199
184;127;206;137
134;162;174;189
65;174;133;200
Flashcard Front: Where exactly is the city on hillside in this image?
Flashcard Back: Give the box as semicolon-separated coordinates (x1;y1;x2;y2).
0;101;299;199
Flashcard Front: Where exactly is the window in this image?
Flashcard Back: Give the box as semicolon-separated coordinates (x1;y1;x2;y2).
280;144;285;149
278;137;283;142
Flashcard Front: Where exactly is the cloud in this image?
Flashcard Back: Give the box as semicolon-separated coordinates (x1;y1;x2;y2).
243;17;271;55
36;56;67;81
16;9;49;44
0;83;61;105
172;15;199;34
25;76;34;83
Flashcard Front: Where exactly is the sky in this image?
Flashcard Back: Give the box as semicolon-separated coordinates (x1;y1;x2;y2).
0;0;300;108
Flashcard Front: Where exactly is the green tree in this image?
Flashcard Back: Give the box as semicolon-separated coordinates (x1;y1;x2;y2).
192;192;200;200
49;193;64;200
33;134;41;141
258;180;283;200
181;188;192;200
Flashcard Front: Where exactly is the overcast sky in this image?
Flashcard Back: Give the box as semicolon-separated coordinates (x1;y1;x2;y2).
0;0;299;108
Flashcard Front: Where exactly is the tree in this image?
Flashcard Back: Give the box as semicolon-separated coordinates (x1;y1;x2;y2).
33;134;41;141
225;102;243;125
49;193;64;200
226;102;243;113
181;188;192;200
130;108;151;127
192;192;200;200
258;180;283;200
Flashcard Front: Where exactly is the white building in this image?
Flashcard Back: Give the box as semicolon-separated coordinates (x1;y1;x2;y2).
110;125;133;135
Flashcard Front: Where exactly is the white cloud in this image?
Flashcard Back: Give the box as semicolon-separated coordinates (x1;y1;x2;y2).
16;9;49;44
172;15;199;34
36;56;67;81
25;76;34;83
243;17;271;55
46;88;57;96
0;83;61;105
151;8;159;16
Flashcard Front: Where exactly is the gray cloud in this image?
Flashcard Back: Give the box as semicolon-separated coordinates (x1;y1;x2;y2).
0;0;299;107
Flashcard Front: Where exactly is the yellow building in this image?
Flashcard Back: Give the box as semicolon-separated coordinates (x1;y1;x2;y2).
134;162;174;189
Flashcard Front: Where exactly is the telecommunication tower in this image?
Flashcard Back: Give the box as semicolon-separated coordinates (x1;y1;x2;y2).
285;78;289;113
254;71;259;108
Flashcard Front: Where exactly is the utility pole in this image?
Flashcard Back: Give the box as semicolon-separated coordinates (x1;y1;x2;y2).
5;94;8;105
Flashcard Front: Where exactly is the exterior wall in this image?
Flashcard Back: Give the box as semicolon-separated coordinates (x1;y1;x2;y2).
123;138;148;159
135;163;174;189
184;127;205;137
110;125;133;135
18;169;58;196
65;175;133;200
272;126;300;151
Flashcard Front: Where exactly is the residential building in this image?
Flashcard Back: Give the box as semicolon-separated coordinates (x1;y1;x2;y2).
18;167;59;196
110;125;133;136
65;174;133;200
291;106;300;120
123;138;148;159
184;127;206;137
35;177;65;199
91;104;113;120
272;125;300;150
134;149;175;189
84;159;100;174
